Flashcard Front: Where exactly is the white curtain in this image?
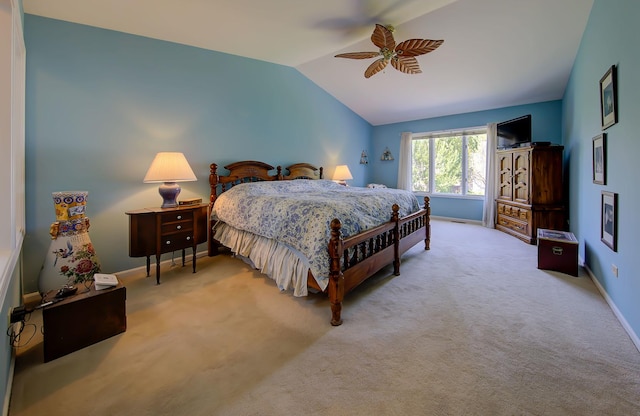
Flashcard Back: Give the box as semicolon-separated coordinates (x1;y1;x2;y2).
397;132;412;190
482;123;497;228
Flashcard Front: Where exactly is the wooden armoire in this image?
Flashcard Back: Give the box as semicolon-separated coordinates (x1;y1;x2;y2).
495;144;565;244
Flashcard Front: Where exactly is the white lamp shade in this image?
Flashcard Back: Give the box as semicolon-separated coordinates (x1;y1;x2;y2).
333;165;353;181
143;152;197;183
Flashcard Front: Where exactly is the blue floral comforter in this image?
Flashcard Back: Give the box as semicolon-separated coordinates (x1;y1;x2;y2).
212;180;420;291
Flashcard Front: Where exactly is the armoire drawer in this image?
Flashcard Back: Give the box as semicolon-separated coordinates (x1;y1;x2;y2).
497;202;530;221
496;214;530;237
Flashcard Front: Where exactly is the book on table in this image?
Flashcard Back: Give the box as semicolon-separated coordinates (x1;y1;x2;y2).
93;273;118;290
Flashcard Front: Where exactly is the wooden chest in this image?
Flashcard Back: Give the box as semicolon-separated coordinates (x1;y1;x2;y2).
537;228;578;277
42;281;126;362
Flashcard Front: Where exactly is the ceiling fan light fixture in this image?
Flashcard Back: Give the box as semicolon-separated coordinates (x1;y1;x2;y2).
335;24;443;78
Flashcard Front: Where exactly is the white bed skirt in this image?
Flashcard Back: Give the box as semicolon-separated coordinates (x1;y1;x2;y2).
213;222;328;296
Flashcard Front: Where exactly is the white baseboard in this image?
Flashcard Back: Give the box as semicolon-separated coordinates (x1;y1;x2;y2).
116;249;210;279
23;250;211;301
22;292;41;308
430;215;483;226
583;263;640;353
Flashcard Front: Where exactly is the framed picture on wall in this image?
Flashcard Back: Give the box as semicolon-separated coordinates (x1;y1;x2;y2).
599;65;618;130
592;133;606;185
601;191;617;252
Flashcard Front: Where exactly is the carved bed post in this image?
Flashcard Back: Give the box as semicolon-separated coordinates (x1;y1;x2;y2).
391;204;401;276
208;164;219;257
328;219;345;326
424;196;431;250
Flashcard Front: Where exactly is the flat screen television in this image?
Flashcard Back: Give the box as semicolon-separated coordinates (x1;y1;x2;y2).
497;114;531;149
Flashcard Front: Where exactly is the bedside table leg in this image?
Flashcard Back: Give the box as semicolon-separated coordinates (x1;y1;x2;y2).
146;256;151;277
181;249;186;267
192;246;196;273
155;254;161;284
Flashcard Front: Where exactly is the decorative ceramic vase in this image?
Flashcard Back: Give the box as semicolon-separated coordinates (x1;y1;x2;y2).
38;191;101;294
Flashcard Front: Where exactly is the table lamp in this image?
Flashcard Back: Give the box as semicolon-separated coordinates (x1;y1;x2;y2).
143;152;197;208
333;165;353;186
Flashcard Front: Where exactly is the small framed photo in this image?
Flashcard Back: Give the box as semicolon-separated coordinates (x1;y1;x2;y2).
592;133;606;185
601;191;617;252
600;65;618;130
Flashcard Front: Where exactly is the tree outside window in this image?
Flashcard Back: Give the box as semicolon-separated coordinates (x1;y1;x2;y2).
411;139;430;192
411;129;487;196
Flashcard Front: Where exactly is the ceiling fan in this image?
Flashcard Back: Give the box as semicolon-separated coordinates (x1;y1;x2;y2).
335;24;444;78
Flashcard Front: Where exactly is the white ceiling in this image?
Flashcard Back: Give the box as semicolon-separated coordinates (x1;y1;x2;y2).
23;0;593;126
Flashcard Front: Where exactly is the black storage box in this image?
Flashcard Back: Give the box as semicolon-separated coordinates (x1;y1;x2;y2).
42;280;126;362
537;228;578;277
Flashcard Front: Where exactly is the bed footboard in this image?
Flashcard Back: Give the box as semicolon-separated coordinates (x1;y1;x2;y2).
327;197;430;325
399;196;431;253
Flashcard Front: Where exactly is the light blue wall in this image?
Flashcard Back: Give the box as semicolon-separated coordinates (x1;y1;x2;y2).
23;15;372;294
370;101;563;220
562;0;640;339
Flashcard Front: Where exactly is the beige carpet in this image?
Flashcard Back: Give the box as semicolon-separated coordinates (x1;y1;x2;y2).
9;220;640;415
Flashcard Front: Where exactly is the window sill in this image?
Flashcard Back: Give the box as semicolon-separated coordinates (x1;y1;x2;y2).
0;252;9;285
0;232;24;308
415;192;484;201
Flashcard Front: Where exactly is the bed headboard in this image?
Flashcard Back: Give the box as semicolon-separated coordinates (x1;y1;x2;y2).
209;160;280;207
282;163;323;180
209;160;324;210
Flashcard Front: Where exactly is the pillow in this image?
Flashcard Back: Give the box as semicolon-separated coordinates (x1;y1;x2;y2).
367;183;387;189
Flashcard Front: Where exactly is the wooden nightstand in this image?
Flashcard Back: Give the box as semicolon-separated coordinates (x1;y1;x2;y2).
126;203;208;283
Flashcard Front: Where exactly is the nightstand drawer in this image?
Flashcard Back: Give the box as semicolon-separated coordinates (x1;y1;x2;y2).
160;210;194;223
161;231;195;252
161;220;193;234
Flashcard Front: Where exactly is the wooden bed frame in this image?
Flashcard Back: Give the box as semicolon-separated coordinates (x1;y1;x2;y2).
208;160;430;325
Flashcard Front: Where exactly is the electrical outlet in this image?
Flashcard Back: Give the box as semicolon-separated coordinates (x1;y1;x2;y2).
612;264;619;277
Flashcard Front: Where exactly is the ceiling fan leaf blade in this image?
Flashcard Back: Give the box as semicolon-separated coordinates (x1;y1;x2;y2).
395;39;444;57
371;24;396;51
391;56;422;75
335;52;381;60
365;58;388;78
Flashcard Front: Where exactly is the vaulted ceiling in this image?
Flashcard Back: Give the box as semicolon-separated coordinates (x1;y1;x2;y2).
23;0;594;125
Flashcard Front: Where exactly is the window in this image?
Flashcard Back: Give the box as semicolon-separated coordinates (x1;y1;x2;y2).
411;128;487;196
0;0;26;301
